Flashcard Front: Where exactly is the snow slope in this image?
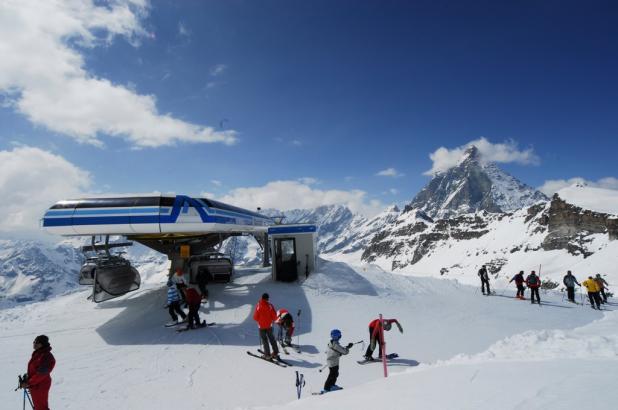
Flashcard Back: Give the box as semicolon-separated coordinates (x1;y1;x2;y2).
1;259;615;410
557;184;618;215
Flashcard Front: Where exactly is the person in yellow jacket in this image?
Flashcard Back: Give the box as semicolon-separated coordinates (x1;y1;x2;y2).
582;276;602;310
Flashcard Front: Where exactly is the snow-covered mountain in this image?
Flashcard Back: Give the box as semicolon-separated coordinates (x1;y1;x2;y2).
405;146;547;219
0;238;167;307
359;185;618;286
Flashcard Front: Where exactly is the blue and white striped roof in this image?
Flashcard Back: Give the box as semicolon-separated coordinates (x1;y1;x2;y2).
43;195;274;236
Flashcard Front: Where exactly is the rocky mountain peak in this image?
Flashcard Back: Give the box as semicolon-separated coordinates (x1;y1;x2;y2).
404;145;547;219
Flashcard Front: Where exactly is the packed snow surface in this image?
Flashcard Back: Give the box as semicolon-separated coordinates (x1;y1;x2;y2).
1;259;617;409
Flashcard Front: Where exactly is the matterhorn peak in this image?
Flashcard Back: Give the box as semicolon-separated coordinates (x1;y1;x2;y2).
404;148;547;219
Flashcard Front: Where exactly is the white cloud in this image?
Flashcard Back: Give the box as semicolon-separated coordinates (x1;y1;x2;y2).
376;168;404;177
538;177;618;196
178;22;190;37
210;180;222;187
424;137;539;175
0;146;91;235
298;177;318;185
209;64;227;77
218;180;385;217
389;188;399;195
0;0;236;148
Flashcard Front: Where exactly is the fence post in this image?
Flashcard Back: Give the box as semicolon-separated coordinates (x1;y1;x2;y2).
379;313;388;378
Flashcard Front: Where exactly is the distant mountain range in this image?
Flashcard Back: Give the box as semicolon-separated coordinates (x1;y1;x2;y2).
1;145;617;304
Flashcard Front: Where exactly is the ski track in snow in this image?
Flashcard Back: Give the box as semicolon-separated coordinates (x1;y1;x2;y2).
1;259;617;410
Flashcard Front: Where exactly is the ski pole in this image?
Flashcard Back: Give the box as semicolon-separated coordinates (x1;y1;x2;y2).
318;363;328;373
296;309;301;351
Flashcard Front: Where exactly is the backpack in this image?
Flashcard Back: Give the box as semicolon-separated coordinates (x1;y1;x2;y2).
528;275;538;286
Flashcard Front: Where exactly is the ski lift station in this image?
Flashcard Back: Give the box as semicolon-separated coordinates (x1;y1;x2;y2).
42;194;317;302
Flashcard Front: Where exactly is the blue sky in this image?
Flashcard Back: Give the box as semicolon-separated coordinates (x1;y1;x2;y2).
0;0;617;233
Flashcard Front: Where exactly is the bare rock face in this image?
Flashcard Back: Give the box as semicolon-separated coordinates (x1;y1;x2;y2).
542;194;618;256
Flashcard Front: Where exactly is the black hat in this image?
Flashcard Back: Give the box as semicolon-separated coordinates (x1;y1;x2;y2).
34;335;49;347
261;293;269;300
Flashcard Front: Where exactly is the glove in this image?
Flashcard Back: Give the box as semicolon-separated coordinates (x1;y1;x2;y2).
397;324;403;333
346;343;353;349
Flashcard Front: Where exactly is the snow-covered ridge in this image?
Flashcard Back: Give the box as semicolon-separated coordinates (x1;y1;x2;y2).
557;184;618;215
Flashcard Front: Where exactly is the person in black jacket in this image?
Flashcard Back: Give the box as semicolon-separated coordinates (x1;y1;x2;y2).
478;265;491;295
563;271;581;303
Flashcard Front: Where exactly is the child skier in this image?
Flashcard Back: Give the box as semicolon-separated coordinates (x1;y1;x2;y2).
363;318;403;361
275;308;295;346
184;285;205;330
324;329;353;392
166;280;187;325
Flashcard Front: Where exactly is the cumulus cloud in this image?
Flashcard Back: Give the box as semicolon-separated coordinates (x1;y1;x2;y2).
538;177;618;196
0;146;91;235
0;0;236;148
376;168;404;177
217;180;385;217
424;137;539;175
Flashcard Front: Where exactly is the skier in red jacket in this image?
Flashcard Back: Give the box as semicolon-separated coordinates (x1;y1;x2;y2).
184;286;205;330
363;318;403;361
526;271;542;304
21;335;56;410
253;293;279;359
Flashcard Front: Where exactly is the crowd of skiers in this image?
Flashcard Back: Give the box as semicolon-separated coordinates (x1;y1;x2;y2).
478;265;611;310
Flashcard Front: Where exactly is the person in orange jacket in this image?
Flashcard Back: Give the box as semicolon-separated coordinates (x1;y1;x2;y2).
363;318;403;361
21;335;56;410
253;293;279;359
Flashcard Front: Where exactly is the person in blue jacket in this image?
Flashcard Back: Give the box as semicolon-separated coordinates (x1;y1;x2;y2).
166;280;187;325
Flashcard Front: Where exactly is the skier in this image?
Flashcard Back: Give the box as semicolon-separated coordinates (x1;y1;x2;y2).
582;276;602;309
21;335;56;410
195;268;209;301
508;270;526;299
323;329;353;392
526;271;541;304
172;267;188;305
166;280;187;325
478;265;491;295
252;293;279;360
594;274;609;303
184;285;205;330
363;318;403;361
562;271;581;303
275;308;295;347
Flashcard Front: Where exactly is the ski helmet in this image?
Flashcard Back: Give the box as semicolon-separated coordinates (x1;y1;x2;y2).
330;329;342;340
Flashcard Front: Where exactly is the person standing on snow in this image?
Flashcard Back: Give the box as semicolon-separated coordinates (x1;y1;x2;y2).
184;285;205;329
594;274;609;303
582;276;602;310
166;280;187;325
253;293;279;360
563;271;581;303
526;271;542;304
363;318;403;361
323;329;353;392
21;335;56;410
478;265;491;295
509;270;526;299
172;267;188;305
275;308;295;347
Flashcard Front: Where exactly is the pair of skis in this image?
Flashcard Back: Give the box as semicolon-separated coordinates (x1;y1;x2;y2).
246;350;292;367
176;321;216;332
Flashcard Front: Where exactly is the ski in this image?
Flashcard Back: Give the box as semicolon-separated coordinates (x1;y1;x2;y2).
357;353;398;365
312;386;343;395
258;349;292;366
176;321;216;332
247;351;287;367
